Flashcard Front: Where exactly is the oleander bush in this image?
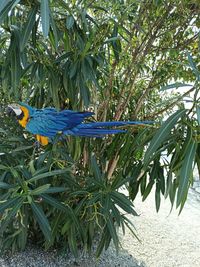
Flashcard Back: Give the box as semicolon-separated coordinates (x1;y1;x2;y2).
0;0;200;256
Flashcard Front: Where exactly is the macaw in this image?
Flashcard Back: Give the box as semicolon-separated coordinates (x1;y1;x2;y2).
7;102;152;146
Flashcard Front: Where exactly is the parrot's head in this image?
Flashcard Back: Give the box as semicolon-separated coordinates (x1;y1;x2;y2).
6;104;24;120
7;102;34;128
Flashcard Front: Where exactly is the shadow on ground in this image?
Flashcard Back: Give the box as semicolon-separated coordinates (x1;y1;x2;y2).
1;244;147;267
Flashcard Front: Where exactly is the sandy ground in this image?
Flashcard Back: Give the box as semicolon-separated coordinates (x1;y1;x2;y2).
1;188;200;267
120;188;200;267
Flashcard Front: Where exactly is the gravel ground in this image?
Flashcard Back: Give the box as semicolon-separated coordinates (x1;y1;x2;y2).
121;188;200;267
1;188;200;267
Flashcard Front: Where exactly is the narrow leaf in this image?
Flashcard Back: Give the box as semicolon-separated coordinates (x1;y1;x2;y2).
91;155;101;180
30;184;50;195
104;37;120;43
111;191;137;215
41;194;69;212
29;169;68;182
12;145;33;152
49;10;58;49
142;180;154;201
0;0;20;23
186;51;200;80
44;187;68;194
0;0;7;13
66;15;74;29
0;197;20;213
0;182;14;189
20;6;37;51
0;198;24;233
160;82;192;91
68;226;78;257
0;164;8;170
40;0;50;38
30;201;51;241
197;106;200;125
176;140;197;207
155;184;161;212
107;217;119;251
144;109;186;166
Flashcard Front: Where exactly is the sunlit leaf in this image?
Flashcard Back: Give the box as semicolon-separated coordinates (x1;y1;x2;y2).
0;0;7;13
160;82;192;91
144;109;186;166
197;106;200;125
40;0;50;38
186;51;200;80
0;0;20;23
176;139;197;207
30;184;51;195
66;15;74;29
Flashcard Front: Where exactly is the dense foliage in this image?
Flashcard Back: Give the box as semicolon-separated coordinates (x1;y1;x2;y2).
0;0;200;256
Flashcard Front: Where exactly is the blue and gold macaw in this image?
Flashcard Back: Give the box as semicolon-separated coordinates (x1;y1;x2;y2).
7;102;152;146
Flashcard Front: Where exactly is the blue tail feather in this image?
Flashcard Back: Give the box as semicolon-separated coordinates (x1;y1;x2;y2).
64;128;126;137
63;120;152;137
78;121;153;128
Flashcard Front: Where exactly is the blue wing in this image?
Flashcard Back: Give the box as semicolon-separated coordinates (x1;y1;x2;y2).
25;108;94;137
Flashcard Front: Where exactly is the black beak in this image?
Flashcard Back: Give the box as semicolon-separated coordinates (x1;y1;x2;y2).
6;107;16;117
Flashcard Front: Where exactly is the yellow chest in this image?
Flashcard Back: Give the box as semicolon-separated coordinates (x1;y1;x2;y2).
18;106;29;128
18;106;49;146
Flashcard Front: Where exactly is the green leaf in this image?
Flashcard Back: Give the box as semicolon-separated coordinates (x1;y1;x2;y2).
104;37;120;44
197;106;200;125
45;193;83;241
30;184;51;195
0;197;20;213
160;82;192;91
41;194;69;212
186;51;200;80
10;32;21;95
30;201;51;241
29;169;68;182
20;6;37;51
91;155;101;180
110;191;137;215
49;10;58;50
44;187;68;194
0;164;8;170
142;180;154;201
176;140;197;207
140;174;147;194
96;228;108;258
107;217;119;251
12;145;33;152
0;0;7;13
155;183;161;212
40;0;50;38
144;109;186;166
0;0;20;23
0;197;24;233
68;225;78;257
66;15;74;29
0;182;14;189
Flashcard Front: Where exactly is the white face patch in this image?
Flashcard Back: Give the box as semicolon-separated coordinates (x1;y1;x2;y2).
8;104;22;116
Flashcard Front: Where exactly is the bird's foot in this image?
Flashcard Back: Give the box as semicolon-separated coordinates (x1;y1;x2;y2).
33;141;41;149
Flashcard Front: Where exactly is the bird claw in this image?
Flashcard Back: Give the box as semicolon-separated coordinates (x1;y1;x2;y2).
33;141;40;149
